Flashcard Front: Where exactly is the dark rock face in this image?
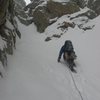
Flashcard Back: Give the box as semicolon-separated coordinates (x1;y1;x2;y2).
33;6;50;33
0;0;21;75
33;1;80;33
70;0;86;8
0;0;9;25
71;0;100;15
46;1;80;18
87;0;100;15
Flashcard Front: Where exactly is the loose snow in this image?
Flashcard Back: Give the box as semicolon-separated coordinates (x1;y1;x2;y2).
0;14;100;100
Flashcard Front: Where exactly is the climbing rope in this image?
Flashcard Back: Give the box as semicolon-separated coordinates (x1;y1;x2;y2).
69;69;84;100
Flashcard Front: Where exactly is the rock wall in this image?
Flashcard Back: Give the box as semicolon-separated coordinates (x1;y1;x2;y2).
71;0;100;15
0;0;21;77
14;0;34;25
87;0;100;15
33;1;80;32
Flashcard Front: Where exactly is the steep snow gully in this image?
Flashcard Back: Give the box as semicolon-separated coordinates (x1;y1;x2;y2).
0;16;100;100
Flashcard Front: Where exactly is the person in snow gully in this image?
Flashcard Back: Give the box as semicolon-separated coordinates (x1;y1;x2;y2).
57;40;77;66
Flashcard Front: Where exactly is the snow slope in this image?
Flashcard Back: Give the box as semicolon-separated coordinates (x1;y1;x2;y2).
0;15;100;100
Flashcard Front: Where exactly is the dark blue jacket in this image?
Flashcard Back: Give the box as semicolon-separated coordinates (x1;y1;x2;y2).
58;45;65;60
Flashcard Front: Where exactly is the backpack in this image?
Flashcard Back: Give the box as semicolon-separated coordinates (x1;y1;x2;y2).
64;40;73;52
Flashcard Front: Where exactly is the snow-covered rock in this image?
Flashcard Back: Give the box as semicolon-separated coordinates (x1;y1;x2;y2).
14;0;34;25
44;7;97;41
0;0;21;77
87;0;100;15
23;0;99;33
32;0;80;32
